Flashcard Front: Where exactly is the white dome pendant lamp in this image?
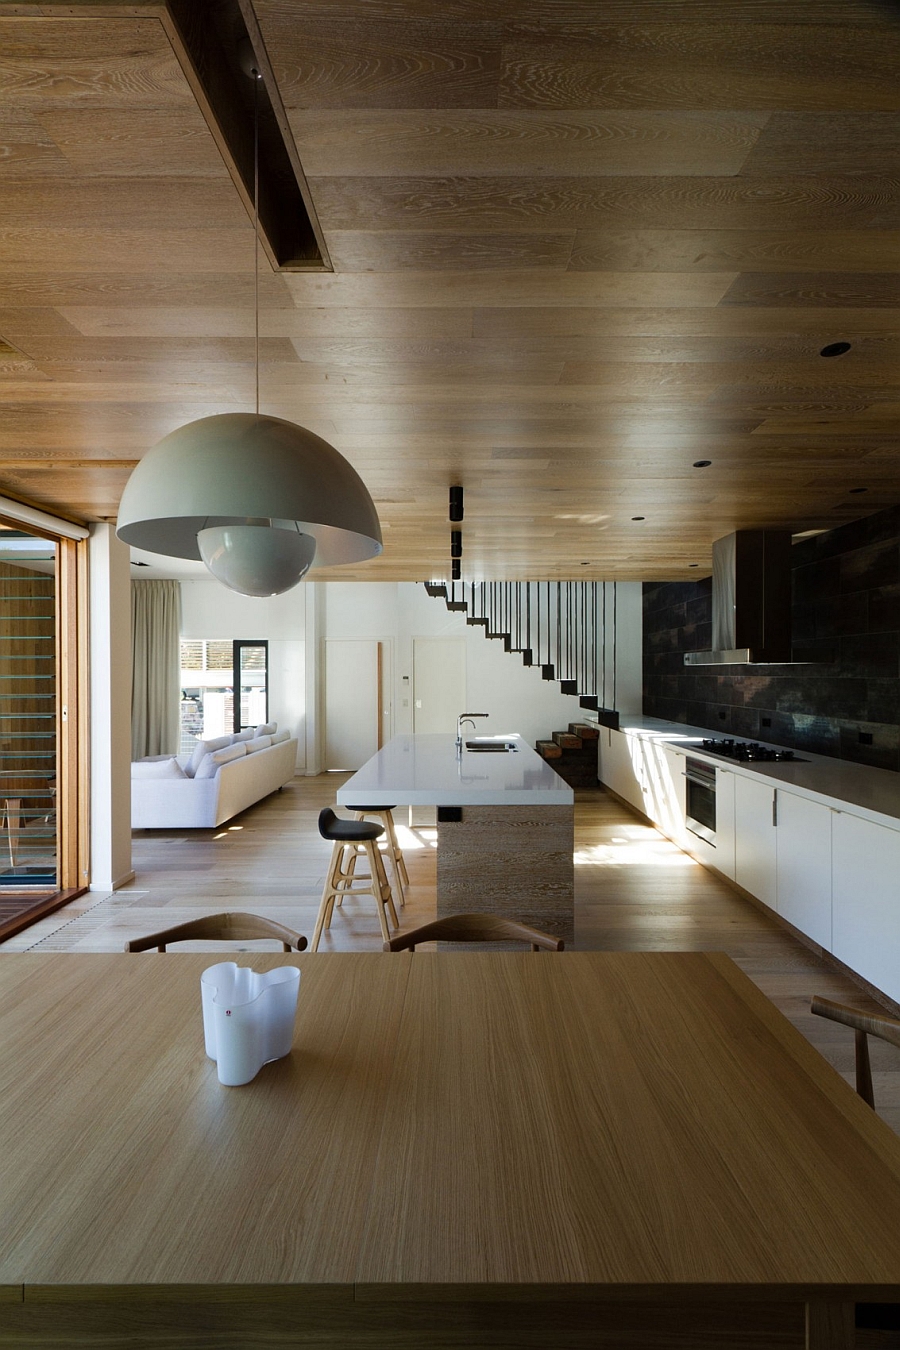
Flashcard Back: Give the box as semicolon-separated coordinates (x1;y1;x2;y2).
116;59;381;596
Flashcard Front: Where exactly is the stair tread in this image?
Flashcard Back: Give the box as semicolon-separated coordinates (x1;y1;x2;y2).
553;732;583;748
535;740;563;758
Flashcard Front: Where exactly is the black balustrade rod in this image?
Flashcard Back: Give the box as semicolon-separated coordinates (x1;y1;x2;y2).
601;582;607;707
593;581;598;696
526;582;531;653
556;581;561;673
613;581;618;708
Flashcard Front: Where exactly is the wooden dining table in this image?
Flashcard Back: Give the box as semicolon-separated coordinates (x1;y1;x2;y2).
2;949;900;1349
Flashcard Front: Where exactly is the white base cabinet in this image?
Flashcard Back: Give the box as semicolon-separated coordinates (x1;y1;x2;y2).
712;767;736;880
598;728;900;1003
774;792;833;950
733;775;778;910
832;811;900;1004
598;728;644;815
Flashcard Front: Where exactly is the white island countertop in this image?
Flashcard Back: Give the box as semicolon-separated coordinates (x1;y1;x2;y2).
336;734;574;807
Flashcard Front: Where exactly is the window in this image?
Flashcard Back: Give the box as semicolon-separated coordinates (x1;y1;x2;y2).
179;640;268;752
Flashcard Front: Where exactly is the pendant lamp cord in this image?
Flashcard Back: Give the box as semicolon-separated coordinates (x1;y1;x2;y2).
253;67;261;418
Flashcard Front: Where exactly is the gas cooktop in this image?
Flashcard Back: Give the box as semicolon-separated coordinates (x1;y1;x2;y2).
697;738;806;764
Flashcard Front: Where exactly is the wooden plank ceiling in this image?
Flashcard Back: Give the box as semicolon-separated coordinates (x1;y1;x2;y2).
0;0;899;581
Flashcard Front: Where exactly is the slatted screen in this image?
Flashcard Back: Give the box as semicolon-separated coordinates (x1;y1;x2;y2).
0;541;57;899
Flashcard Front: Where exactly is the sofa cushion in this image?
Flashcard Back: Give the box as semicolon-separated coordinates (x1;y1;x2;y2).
194;741;247;780
271;728;290;744
233;728;255;743
187;734;233;778
245;735;272;754
132;757;187;781
255;721;276;738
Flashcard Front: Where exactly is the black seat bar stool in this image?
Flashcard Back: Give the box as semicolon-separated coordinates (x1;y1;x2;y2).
312;807;399;951
342;803;408;907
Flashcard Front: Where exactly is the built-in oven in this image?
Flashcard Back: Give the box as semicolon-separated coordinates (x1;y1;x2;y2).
684;756;716;846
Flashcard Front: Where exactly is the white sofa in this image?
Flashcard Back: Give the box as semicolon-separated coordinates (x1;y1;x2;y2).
132;725;298;829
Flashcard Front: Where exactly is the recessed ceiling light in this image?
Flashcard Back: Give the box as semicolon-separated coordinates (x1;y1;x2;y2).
848;487;868;494
631;516;645;521
820;341;851;358
692;460;712;468
688;563;699;568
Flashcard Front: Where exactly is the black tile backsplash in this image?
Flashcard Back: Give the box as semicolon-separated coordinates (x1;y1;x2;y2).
642;505;900;771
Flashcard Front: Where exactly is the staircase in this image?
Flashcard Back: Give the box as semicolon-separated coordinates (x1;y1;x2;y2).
535;721;600;788
424;579;621;727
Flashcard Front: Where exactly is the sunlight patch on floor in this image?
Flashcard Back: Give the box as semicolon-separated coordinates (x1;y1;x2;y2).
395;825;438;851
575;825;697;868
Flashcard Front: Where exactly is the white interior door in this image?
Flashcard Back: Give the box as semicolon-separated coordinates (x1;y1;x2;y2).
412;638;466;734
324;639;381;771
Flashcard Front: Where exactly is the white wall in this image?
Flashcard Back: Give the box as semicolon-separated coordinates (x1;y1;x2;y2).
319;581;643;750
179;579;307;768
175;577;642;773
91;525;133;891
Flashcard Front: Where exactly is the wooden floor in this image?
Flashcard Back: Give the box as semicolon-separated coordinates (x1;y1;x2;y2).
3;774;900;1141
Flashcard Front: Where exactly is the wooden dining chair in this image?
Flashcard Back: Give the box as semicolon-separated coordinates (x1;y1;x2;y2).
811;995;900;1108
126;912;307;953
383;912;564;952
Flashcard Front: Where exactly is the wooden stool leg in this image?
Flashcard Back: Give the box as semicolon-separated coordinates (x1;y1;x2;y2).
355;809;406;907
336;842;359;907
371;842;398;929
311;841;343;951
363;841;395;942
384;810;408;901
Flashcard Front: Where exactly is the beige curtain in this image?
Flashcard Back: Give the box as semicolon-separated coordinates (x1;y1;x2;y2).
131;579;182;760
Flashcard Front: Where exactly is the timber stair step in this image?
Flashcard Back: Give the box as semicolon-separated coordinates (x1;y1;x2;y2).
536;725;600;789
569;721;599;741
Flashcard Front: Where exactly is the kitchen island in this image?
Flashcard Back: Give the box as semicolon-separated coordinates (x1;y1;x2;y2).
336;734;574;944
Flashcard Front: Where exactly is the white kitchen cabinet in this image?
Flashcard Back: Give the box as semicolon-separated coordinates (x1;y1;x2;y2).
598;729;645;815
774;791;833;950
656;743;687;845
832;811;900;1004
733;773;777;909
712;767;736;880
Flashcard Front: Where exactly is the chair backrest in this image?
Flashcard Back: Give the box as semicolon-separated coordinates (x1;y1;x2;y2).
126;911;307;953
383;912;564;952
811;995;900;1108
318;806;337;837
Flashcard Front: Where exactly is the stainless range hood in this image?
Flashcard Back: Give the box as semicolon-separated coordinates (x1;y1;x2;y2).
684;530;792;666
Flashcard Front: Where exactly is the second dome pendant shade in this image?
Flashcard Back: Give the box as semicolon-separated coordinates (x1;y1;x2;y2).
198;524;317;597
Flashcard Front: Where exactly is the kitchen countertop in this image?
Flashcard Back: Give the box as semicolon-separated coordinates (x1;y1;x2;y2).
336;733;574;807
602;713;900;831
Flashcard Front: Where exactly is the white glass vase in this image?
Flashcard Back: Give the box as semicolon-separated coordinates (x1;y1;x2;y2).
201;962;301;1086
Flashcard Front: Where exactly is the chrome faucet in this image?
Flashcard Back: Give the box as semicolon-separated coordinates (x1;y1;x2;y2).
456;712;488;751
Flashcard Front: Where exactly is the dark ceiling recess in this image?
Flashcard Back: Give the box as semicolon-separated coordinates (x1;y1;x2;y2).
449;487;464;522
632;516;645;521
693;460;712;468
849;487;868;494
165;0;327;269
450;530;462;559
820;342;852;358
